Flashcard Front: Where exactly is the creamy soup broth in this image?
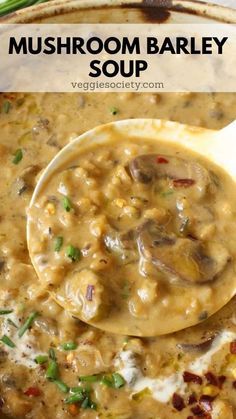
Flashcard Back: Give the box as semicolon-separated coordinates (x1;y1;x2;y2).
1;92;236;419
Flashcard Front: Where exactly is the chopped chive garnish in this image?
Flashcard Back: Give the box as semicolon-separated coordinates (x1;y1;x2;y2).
7;318;18;328
54;236;63;252
0;309;13;315
100;375;113;387
46;359;58;381
0;335;15;348
112;373;126;388
18;311;38;338
12;148;23;165
49;347;56;360
2;100;11;114
110;107;119;115
70;387;87;394
79;374;100;383
65;391;86;404
66;245;81;262
61;342;77;351
100;373;125;389
35;355;48;365
53;380;69;393
65;388;96;409
81;396;90;409
62;196;72;212
81;396;97;410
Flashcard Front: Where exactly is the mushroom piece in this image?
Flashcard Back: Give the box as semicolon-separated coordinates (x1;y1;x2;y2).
137;221;230;284
129;154;211;198
12;165;41;196
176;333;217;353
104;229;138;264
63;269;109;322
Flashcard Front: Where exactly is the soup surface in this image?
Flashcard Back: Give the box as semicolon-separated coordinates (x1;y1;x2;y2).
1;92;236;419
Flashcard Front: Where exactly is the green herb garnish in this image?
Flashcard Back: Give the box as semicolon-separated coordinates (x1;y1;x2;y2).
0;1;48;18
61;341;77;351
35;355;48;365
12;148;23;165
66;245;81;262
53;379;69;393
0;309;13;315
0;335;15;348
100;373;126;389
70;387;87;394
46;359;59;381
100;375;113;387
110;107;119;115
54;236;63;252
65;390;87;404
112;373;126;388
81;396;97;409
2;101;11;114
65;388;96;409
62;196;72;212
49;347;56;360
18;311;38;338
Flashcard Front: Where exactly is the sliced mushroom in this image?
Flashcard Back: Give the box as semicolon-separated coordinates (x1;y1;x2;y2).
177;333;217;353
12;165;41;196
129;154;210;197
137;221;230;284
104;229;138;264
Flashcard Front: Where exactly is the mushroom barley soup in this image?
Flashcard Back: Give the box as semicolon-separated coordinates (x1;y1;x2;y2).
1;92;236;419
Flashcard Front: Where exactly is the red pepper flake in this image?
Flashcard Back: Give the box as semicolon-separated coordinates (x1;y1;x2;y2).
183;371;203;385
188;393;197;405
188;416;211;419
199;395;214;412
86;284;94;301
172;393;185;411
232;380;236;389
204;372;226;389
173;178;195;188
24;387;41;397
191;404;205;416
230;341;236;354
205;372;218;387
156;156;169;164
218;375;226;389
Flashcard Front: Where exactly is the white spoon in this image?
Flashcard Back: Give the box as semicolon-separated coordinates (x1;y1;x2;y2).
27;119;236;336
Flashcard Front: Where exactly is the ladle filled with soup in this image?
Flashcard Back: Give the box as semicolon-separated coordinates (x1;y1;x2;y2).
27;119;236;337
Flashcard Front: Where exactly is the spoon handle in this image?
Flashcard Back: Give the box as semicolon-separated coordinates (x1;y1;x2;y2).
210;120;236;179
218;120;236;139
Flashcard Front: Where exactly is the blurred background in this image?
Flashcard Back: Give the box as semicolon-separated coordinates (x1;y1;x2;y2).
0;0;235;17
